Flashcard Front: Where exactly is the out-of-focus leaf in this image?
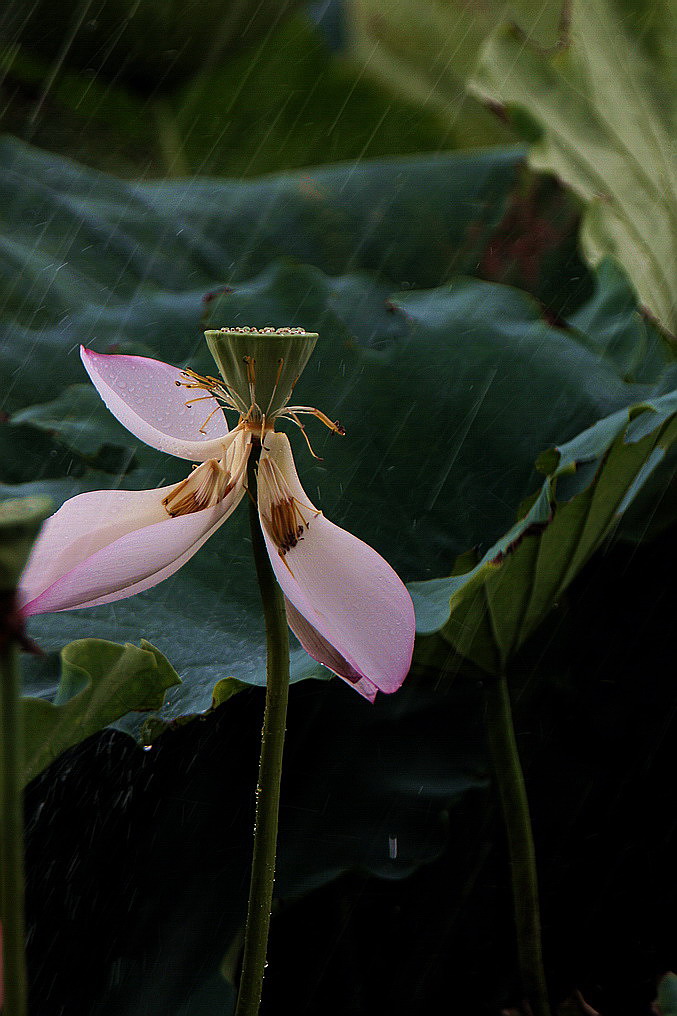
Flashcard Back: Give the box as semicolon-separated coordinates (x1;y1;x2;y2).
3;0;302;91
345;0;564;149
0;14;446;178
657;973;677;1016
470;0;677;335
0;496;51;590
0;137;524;377
567;260;674;384
21;639;180;784
410;392;677;672
10;385;134;459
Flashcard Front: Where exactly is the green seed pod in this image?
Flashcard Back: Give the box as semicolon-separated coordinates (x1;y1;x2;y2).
205;327;318;420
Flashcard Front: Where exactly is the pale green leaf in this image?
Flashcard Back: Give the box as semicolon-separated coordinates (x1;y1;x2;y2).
470;0;677;334
22;639;180;784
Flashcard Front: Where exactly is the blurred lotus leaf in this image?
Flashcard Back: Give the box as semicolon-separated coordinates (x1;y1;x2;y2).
657;973;677;1016
0;496;52;590
470;0;677;336
1;0;302;91
345;0;563;148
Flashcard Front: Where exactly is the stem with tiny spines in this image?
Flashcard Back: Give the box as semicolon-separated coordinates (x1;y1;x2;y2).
235;446;290;1016
483;672;551;1016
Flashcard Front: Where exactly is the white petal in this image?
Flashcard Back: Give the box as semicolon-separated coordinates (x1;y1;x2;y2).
21;480;246;615
81;347;231;461
258;432;415;697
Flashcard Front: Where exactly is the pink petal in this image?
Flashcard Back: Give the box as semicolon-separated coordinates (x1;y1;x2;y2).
81;347;231;461
284;597;378;702
21;486;172;606
258;433;415;697
21;481;245;615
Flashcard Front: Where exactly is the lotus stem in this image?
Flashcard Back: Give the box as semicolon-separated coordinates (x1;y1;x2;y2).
0;615;28;1016
483;672;551;1016
235;446;290;1016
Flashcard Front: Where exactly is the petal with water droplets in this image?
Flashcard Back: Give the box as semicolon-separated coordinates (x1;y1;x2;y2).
81;347;231;460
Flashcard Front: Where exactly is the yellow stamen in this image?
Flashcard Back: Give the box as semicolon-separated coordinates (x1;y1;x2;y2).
198;404;226;435
287;411;323;460
281;405;345;436
175;368;247;414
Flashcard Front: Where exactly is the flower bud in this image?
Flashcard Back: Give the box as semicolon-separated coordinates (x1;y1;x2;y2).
205;327;318;420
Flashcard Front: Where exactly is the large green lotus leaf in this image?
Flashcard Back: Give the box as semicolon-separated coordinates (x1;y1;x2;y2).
0;136;582;409
21;638;180;784
9;260;668;721
470;0;677;335
410;391;677;672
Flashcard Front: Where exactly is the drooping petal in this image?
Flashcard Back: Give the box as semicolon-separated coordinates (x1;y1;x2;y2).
81;347;231;461
20;476;246;615
258;432;415;697
284;597;378;702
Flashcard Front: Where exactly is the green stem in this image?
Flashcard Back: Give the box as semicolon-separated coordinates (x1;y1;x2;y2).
0;634;28;1016
235;449;290;1016
483;673;550;1016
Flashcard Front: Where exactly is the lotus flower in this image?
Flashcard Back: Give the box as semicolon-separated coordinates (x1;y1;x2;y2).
20;330;415;700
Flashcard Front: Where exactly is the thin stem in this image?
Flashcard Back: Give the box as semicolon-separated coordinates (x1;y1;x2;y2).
0;633;28;1016
235;448;290;1016
483;673;551;1016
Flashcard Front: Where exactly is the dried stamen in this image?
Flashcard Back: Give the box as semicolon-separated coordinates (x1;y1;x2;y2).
162;459;232;517
258;454;321;560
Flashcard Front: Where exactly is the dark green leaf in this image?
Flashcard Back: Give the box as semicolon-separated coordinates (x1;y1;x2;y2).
410;392;677;671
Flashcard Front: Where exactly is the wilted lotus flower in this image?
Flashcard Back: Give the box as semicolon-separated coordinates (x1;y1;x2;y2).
20;328;415;700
